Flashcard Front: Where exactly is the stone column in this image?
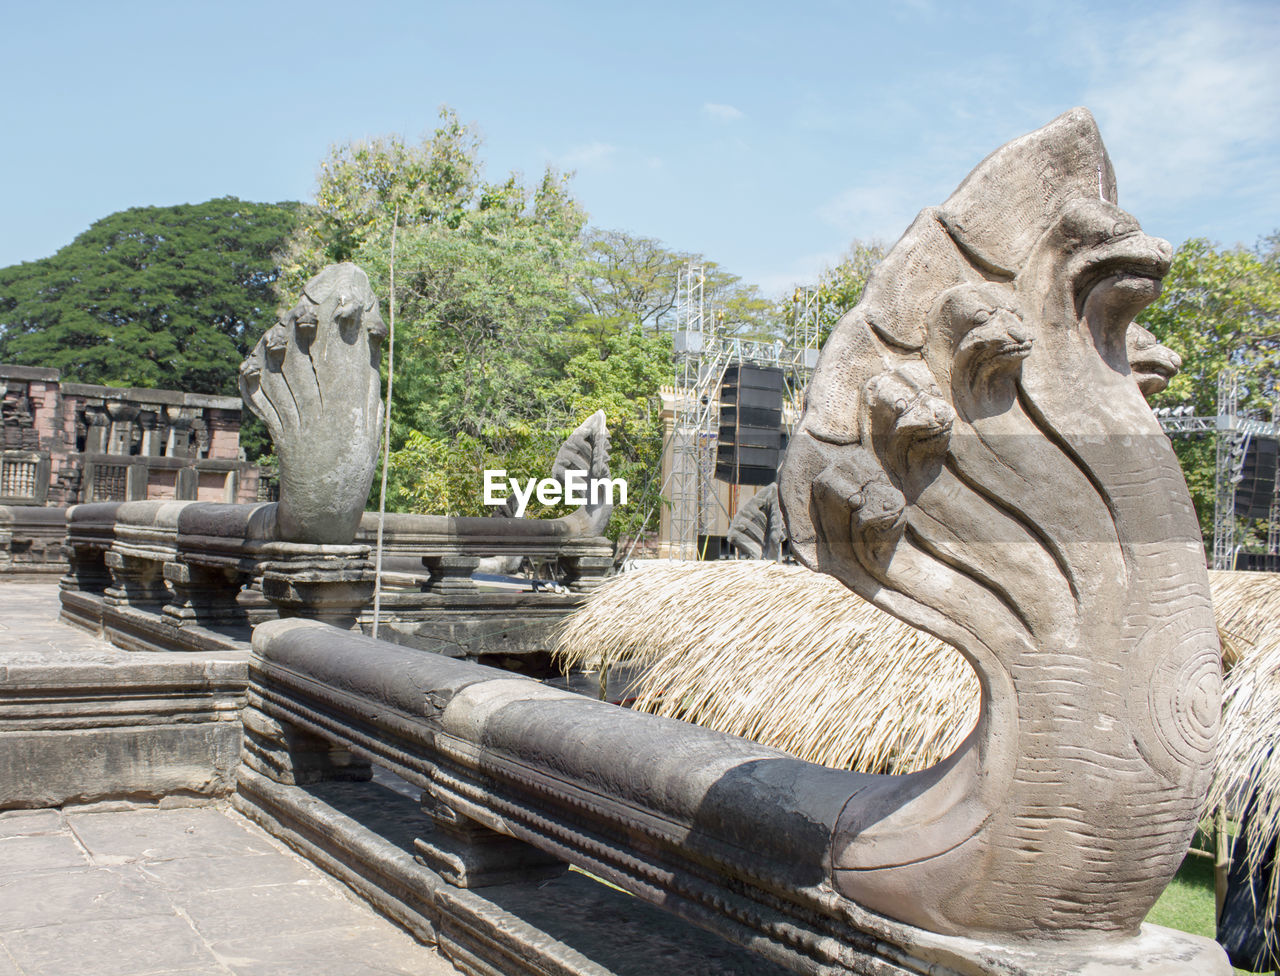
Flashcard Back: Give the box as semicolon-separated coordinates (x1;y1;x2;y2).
137;410;163;456
165;406;195;459
104;402;139;456
83;406;110;454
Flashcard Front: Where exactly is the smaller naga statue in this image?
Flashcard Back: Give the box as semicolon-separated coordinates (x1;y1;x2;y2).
779;109;1220;943
239;264;386;546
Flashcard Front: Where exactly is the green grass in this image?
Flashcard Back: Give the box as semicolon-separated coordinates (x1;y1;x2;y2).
1146;852;1254;974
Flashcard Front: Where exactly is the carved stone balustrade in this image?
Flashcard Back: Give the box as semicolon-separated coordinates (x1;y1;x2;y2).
357;512;614;596
242;619;1226;975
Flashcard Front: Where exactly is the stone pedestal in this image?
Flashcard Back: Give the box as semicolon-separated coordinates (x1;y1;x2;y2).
260;542;373;630
422;554;480;595
559;551;614;593
103;551;168;607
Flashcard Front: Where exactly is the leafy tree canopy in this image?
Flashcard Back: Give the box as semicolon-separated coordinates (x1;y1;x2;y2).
1141;234;1280;546
0;197;302;395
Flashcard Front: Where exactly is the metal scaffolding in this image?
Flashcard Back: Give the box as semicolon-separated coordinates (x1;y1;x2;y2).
1156;370;1280;570
663;264;820;559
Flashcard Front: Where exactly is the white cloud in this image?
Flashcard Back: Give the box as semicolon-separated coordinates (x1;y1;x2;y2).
703;102;745;123
815;183;919;245
554;141;618;170
1077;2;1280;224
752;248;847;297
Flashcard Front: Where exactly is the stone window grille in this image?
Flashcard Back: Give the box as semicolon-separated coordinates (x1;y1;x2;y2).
92;463;129;501
0;458;38;499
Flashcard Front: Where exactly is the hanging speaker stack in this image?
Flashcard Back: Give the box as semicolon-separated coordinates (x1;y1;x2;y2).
1235;436;1279;520
715;365;786;486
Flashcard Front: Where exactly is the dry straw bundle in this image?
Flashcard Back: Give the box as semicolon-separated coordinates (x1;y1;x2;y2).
556;563;1280;780
554;560;978;774
1206;572;1280;944
1208;569;1280;669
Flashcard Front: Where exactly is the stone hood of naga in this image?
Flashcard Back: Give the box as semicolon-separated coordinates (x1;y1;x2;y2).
778;107;1219;939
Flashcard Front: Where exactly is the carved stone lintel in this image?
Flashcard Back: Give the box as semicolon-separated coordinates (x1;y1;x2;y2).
103;550;168;606
260;542;373;629
162;561;247;628
421;555;480;595
241;704;371;787
416;791;567;889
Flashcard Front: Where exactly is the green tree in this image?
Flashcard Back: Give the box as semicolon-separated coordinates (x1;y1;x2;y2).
0;198;302;396
281;110;586;445
1141;234;1280;544
813;240;887;342
577;228;688;335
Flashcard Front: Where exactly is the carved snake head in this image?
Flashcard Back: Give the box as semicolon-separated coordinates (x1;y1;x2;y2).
930;284;1032;405
1126;323;1182;398
862;361;954;482
1039;198;1172;365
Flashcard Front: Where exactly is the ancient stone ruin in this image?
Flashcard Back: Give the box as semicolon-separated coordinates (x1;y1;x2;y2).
4;110;1229;975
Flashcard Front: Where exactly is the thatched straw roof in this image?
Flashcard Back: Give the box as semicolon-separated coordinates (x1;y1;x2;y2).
555;562;1279;777
1207;570;1280;669
554;560;978;774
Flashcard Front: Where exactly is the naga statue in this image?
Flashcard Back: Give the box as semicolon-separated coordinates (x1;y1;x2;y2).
726;482;786;560
779;108;1220;941
239;264;386;546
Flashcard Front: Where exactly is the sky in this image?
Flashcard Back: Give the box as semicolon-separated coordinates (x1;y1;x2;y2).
3;0;1277;296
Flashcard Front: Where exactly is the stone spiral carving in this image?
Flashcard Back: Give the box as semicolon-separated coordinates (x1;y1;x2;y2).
779;109;1220;940
240;264;385;545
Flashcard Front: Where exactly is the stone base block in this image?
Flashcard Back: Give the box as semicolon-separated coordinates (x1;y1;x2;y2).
0;656;247;809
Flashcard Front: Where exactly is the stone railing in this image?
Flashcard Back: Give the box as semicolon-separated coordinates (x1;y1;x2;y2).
239;618;1224;976
357;512;615;595
0;505;67;575
59;499;613;656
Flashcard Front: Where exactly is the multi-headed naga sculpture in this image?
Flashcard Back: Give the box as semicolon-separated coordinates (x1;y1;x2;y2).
780;108;1220;939
239;264;386;545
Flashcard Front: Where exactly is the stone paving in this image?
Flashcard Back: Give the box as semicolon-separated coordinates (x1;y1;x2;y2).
0;802;461;976
0;583;134;664
0;584;461;976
